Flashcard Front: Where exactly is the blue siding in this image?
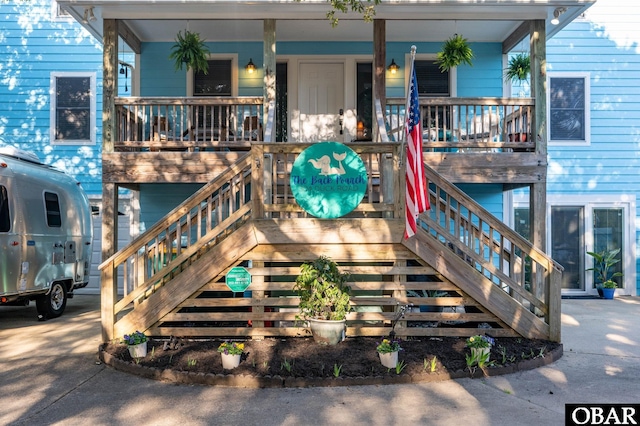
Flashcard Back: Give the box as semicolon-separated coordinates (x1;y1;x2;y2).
0;0;104;196
139;184;204;230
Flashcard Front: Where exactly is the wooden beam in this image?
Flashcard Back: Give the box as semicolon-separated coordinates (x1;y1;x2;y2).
502;21;530;54
373;20;386;143
117;20;141;54
263;19;276;128
103;19;117;154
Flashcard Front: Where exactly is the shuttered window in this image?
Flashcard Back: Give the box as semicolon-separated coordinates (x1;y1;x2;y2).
414;60;450;97
194;60;232;96
50;72;96;145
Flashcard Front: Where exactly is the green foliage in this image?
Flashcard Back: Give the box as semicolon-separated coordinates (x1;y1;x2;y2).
281;358;293;372
168;30;210;74
294;256;351;321
603;280;618;289
435;34;474;72
395;360;407;374
504;53;530;83
123;331;147;346
333;363;343;378
313;0;381;27
586;248;623;286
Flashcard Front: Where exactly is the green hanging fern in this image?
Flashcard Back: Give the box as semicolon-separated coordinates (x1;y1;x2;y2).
435;34;474;72
168;30;210;75
505;53;530;83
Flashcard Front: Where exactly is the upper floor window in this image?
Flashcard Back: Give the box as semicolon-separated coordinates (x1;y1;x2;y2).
194;60;233;96
51;1;71;20
50;72;96;145
548;73;590;145
414;60;450;97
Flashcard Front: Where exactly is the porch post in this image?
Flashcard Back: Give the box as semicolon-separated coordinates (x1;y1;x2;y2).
530;19;548;304
264;19;276;135
101;18;119;342
373;20;386;143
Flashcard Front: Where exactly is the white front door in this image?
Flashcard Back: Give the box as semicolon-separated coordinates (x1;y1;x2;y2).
295;62;345;142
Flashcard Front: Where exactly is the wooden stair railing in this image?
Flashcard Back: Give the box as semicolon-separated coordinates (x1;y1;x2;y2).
412;164;563;341
99;153;253;340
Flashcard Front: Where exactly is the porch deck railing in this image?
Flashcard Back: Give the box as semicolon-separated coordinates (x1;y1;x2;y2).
114;96;264;151
386;97;535;152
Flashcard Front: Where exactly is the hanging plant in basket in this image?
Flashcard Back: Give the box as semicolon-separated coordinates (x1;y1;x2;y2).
435;34;474;72
169;30;210;74
505;53;530;83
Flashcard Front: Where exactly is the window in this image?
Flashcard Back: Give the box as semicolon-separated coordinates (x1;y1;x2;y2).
50;72;96;145
44;192;62;228
548;73;590;145
194;60;232;96
356;62;372;141
414;60;450;97
0;186;10;232
51;1;71;20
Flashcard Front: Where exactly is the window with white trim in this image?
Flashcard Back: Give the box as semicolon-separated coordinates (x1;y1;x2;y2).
50;72;96;145
547;72;590;145
51;1;72;21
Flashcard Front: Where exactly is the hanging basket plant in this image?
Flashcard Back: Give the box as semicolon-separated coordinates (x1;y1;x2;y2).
505;53;530;83
435;34;474;72
168;30;210;74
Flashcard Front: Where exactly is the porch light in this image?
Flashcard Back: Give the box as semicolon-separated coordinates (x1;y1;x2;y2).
246;58;256;74
551;7;567;25
388;59;399;74
82;7;96;24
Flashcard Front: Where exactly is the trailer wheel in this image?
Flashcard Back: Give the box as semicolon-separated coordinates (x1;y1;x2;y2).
36;282;67;319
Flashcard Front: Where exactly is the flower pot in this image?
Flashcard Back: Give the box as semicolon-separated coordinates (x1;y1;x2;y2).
378;351;399;369
470;347;490;361
602;288;615;300
308;318;346;345
127;341;147;358
221;353;242;370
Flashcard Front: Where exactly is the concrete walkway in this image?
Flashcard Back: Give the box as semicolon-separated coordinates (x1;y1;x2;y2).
1;294;639;426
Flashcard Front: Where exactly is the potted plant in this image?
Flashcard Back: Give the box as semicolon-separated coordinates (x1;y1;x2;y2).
466;334;494;362
293;255;351;345
376;338;402;368
586;248;623;298
123;330;148;359
168;30;210;74
504;53;530;84
435;34;474;72
217;341;245;369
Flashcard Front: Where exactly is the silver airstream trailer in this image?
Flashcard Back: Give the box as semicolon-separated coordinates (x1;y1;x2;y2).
0;146;93;320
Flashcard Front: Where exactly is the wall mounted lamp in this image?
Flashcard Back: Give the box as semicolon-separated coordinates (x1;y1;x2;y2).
551;7;567;25
246;58;256;74
82;7;96;24
388;59;399;74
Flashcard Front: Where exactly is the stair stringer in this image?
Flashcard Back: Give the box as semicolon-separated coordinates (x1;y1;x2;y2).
113;221;259;339
403;227;550;340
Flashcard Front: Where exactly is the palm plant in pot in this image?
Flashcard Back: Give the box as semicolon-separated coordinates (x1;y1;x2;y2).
586;248;623;299
293;256;351;345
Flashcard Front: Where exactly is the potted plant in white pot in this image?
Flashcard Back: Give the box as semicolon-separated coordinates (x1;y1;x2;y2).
293;256;351;345
586;248;623;299
123;330;148;359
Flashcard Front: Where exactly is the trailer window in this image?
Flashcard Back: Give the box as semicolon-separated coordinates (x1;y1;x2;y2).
44;192;62;227
0;186;9;232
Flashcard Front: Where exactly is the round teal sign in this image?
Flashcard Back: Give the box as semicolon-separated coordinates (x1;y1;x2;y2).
290;142;368;218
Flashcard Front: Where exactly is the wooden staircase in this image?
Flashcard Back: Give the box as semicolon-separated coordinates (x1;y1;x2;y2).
100;143;562;343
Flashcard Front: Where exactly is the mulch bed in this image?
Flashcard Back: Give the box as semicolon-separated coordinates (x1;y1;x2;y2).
100;336;563;388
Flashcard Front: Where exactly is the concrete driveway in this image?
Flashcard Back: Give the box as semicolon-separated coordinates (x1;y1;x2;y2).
1;294;639;426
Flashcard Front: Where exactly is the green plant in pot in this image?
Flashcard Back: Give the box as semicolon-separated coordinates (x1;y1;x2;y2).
293;255;351;345
435;34;474;72
504;53;530;83
168;30;210;74
586;248;623;299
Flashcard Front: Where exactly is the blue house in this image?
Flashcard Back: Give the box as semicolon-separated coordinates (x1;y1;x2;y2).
509;0;637;297
27;0;597;342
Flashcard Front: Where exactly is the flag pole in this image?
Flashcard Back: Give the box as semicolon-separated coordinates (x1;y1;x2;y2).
400;45;417;166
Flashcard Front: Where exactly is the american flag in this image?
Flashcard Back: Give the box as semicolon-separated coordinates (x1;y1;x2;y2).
404;65;430;239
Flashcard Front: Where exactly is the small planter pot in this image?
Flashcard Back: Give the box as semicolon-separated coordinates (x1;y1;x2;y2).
308;318;346;346
221;353;242;370
127;341;148;358
378;351;399;369
470;347;490;361
602;288;616;300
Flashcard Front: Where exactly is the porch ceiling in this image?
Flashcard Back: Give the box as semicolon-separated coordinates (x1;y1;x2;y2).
61;1;595;45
